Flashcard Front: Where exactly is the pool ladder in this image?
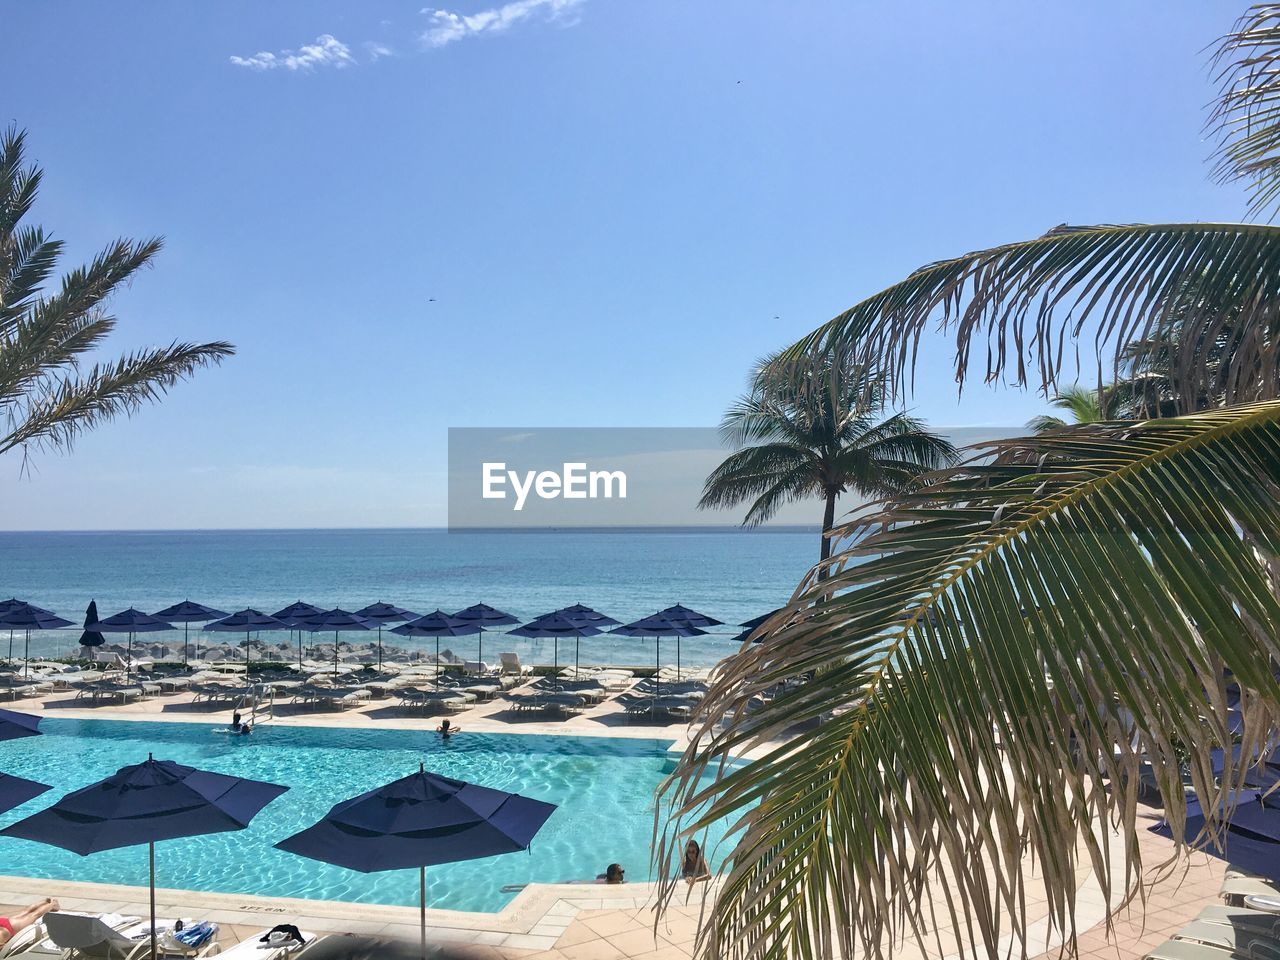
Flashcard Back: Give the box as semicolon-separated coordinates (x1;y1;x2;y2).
236;683;277;725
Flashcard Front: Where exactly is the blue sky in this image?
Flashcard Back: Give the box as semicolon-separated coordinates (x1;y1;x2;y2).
0;0;1250;529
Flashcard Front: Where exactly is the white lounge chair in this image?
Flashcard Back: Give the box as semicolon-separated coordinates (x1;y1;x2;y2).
500;652;533;676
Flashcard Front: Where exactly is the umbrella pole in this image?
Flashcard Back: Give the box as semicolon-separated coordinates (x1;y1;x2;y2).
184;622;189;665
419;865;427;960
149;841;157;960
435;636;440;673
23;629;30;678
677;634;681;681
575;637;580;678
477;628;483;674
298;630;303;672
654;636;659;717
378;626;383;670
333;631;339;677
128;632;134;680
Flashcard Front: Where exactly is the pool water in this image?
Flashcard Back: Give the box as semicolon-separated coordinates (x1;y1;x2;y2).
0;720;717;913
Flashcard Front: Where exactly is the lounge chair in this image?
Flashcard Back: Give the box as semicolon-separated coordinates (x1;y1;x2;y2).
10;913;139;959
1174;920;1276;954
500;653;533;677
42;913;215;960
214;927;317;959
1144;939;1253;960
1222;873;1280;905
1198;905;1280;934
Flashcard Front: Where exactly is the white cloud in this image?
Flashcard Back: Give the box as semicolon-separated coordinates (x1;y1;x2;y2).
230;34;355;72
419;0;585;48
364;41;395;61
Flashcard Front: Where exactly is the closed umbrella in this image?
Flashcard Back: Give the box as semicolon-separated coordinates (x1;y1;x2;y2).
90;609;174;680
297;609;379;676
1;755;287;960
151;601;228;665
450;604;517;674
203;609;290;665
510;614;602;678
271;602;325;670
79;600;106;660
0;603;74;678
355;603;417;670
390;611;479;670
276;764;555;959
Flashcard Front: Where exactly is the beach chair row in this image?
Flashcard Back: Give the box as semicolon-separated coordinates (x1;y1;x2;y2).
1141;872;1280;960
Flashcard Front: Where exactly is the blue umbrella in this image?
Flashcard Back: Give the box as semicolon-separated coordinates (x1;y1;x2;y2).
1151;790;1280;881
355;603;418;670
203;609;290;665
91;608;174;680
451;604;518;673
611;613;707;699
654;604;722;677
391;611;480;669
731;609;782;643
151;601;229;665
276;763;555;959
79;600;106;657
0;773;49;814
511;614;602;677
271;602;325;670
539;606;620;674
0;602;74;678
0;707;41;742
2;754;287;960
297;609;379;676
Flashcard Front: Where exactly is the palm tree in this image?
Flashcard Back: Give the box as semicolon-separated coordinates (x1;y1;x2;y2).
1025;384;1112;433
0;127;231;462
657;8;1280;960
698;347;957;567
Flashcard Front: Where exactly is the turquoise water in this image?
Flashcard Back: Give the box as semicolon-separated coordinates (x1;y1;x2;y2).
0;528;816;666
0;719;720;912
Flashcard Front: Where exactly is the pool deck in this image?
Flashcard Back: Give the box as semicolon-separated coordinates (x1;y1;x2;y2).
0;683;1243;958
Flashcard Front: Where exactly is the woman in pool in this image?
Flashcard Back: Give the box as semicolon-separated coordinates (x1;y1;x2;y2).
0;898;59;946
598;863;625;884
436;719;460;738
681;840;710;884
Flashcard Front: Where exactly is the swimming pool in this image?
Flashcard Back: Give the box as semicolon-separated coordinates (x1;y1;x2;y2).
0;719;720;913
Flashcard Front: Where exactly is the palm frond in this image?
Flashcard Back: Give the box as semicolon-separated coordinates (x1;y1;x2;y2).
1;341;234;457
1209;4;1280;218
793;222;1280;410
660;402;1280;960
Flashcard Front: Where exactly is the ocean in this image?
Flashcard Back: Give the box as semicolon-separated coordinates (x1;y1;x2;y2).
0;527;818;667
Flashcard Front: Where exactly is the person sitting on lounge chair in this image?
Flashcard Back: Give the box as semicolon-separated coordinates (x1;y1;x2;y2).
681;840;710;884
0;897;59;945
437;718;460;738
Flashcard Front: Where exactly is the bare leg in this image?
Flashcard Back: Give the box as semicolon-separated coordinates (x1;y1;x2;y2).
0;898;59;943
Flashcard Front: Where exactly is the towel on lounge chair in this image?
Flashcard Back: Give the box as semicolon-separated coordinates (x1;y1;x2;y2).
172;921;217;948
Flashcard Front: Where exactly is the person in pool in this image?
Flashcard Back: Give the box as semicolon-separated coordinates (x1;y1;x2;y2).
436;719;460;738
681;840;710;885
230;712;252;736
597;863;625;884
0;898;59;946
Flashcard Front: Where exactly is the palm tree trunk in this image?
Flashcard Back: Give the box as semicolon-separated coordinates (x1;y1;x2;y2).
818;490;837;578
